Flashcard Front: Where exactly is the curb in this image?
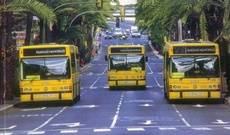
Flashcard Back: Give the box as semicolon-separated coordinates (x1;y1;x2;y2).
0;104;14;112
148;41;163;59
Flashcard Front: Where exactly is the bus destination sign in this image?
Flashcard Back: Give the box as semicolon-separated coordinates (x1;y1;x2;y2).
24;48;66;56
173;46;215;54
111;47;142;53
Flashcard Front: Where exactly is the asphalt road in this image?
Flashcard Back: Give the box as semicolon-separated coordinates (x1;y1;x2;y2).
1;21;230;135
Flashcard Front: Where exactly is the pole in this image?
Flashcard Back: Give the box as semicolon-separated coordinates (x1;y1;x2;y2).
178;19;183;41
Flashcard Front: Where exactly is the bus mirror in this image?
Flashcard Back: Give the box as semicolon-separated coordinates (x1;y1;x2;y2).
145;56;148;62
105;55;108;61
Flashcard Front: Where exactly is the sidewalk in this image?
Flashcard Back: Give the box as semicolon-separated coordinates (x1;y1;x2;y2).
148;41;163;59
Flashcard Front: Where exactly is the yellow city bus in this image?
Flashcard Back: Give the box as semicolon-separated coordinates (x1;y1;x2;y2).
105;45;147;89
19;44;80;103
164;39;223;101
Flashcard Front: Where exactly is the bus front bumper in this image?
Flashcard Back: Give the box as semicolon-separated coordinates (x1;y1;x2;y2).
108;80;146;87
20;91;73;102
168;91;221;100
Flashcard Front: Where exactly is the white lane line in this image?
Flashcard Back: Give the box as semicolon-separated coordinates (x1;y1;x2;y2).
192;127;212;130
110;92;125;128
94;128;111;132
127;128;145;131
103;86;109;89
89;77;100;89
223;127;230;130
172;104;191;127
147;63;153;74
146;85;153;88
0;133;12;135
153;77;163;88
60;130;78;133
159;127;177;130
98;67;107;75
21;107;46;112
31;107;67;131
27;131;45;134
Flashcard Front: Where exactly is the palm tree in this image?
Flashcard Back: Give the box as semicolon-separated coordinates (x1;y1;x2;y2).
0;0;56;103
136;0;230;94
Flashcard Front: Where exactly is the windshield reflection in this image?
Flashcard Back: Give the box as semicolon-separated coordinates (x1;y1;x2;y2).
109;55;145;71
171;56;220;78
22;57;70;80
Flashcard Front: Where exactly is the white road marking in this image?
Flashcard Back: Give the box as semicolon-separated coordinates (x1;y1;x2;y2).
0;132;12;135
140;120;155;125
193;104;206;108
21;107;46;112
98;67;107;75
87;72;93;76
213;119;229;124
0;105;13;112
20;114;53;118
73;105;98;109
60;130;78;133
192;127;212;130
31;107;67;131
125;100;153;103
127;128;145;131
159;127;177;130
139;104;153;107
94;128;111;132
103;86;109;89
27;131;45;134
89;77;100;89
158;72;163;75
0;125;16;130
147;63;153;74
146;85;153;88
110;93;125;128
172;105;191;127
51;122;82;128
223;127;230;130
154;77;163;88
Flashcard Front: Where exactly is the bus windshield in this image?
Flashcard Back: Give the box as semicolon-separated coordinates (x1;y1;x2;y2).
109;54;145;71
21;57;70;80
170;56;220;78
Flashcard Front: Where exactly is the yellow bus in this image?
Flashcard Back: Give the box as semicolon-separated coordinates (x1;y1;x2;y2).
105;45;147;89
19;44;80;103
164;40;223;101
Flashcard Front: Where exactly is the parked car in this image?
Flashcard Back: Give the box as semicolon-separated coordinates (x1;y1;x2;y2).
113;28;123;38
131;31;141;38
104;31;113;39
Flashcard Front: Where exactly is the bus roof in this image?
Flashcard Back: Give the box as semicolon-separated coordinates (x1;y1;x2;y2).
108;44;144;48
165;40;218;47
19;44;76;49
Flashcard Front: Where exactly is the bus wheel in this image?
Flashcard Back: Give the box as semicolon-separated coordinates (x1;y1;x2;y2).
77;95;81;101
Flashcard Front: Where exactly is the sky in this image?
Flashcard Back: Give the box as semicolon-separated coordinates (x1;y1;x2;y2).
119;0;137;5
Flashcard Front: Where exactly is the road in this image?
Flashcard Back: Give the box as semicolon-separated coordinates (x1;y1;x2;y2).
1;21;230;135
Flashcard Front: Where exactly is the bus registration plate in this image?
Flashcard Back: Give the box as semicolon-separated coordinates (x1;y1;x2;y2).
34;94;58;100
183;92;208;98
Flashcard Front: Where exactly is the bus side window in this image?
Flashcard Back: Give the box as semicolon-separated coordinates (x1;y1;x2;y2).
71;52;76;73
76;53;80;71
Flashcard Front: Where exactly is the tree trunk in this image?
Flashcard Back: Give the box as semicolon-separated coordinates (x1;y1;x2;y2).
39;19;46;43
25;13;33;45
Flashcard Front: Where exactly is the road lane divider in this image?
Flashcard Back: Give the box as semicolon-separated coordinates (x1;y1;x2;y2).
31;107;67;132
89;77;100;89
110;92;125;128
172;105;191;127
